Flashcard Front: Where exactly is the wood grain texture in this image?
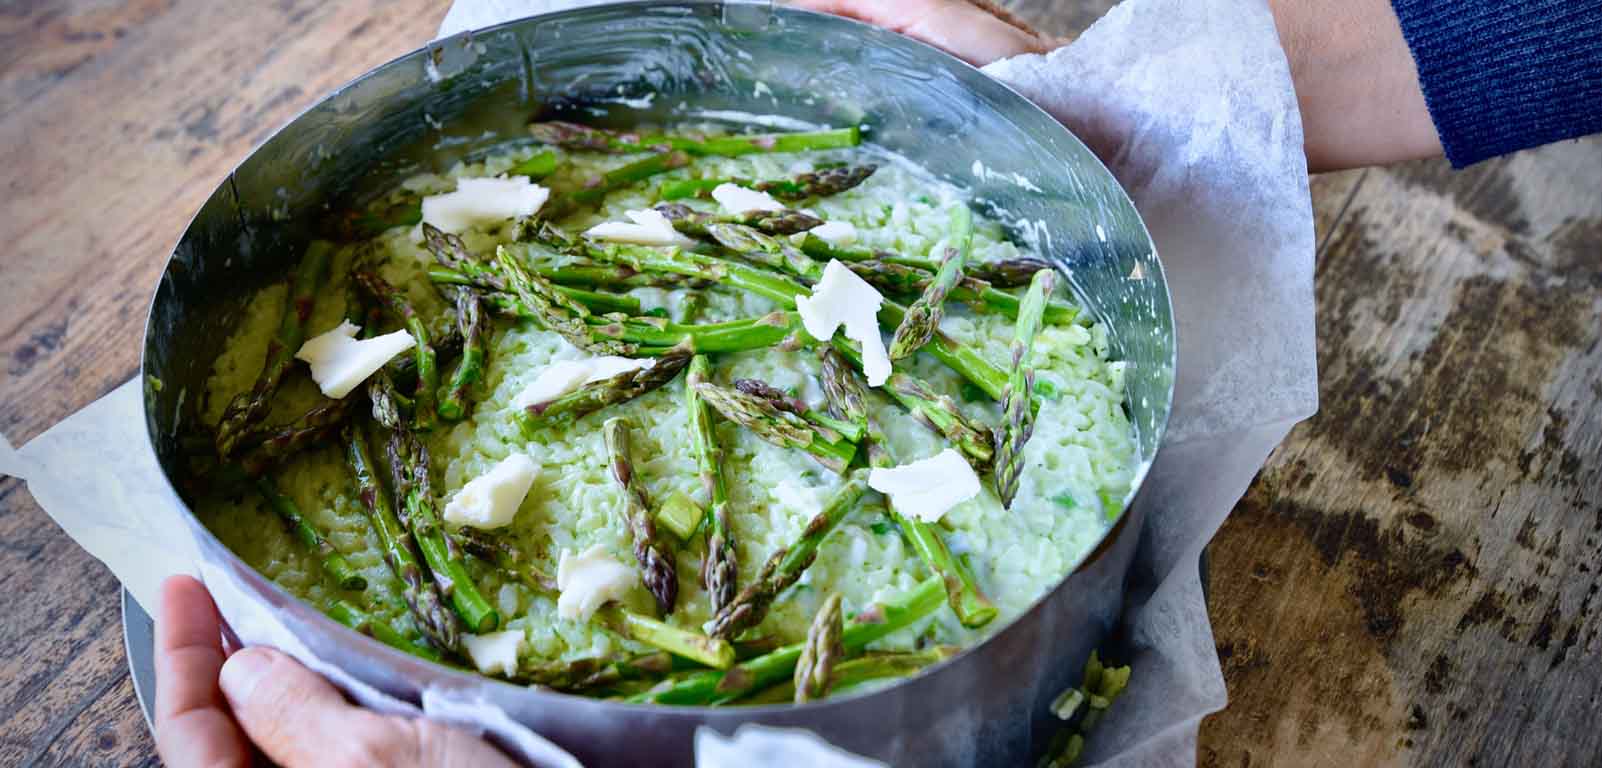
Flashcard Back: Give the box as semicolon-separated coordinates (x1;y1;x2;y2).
0;1;445;765
1;1;1597;766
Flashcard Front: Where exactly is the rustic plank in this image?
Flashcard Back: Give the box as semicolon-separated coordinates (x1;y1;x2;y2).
1200;138;1602;767
0;1;446;764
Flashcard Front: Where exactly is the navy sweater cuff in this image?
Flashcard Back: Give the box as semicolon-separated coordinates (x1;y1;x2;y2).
1391;0;1602;167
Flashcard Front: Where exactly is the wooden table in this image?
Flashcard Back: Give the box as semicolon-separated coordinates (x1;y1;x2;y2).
1;2;1596;766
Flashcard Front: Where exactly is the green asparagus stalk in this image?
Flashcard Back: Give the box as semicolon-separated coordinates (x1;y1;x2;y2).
629;575;944;705
517;351;691;434
801;234;1053;289
387;429;499;633
490;245;630;354
433;269;643;316
995;269;1057;508
860;407;998;629
506;149;559;178
326;599;441;662
659;164;877;202
437;286;486;422
604;417;679;615
690;380;859;473
354;270;440;432
831;340;993;471
818;347;869;430
236;397;353;477
747;646;959;704
707;472;869;639
345;426;459;651
676;290;706;324
541;150;692;220
731;378;866;444
888;205;973;360
255;477;366;590
598;606;734;669
216;240;334;456
451;527;559;593
656;491;706;541
794;592;844;703
843;259;1076;324
688;356;739;614
529;122;860;157
654;202;823;237
576;239;1011;398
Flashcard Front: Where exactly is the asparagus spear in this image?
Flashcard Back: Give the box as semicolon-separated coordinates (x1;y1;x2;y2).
995;269;1057;508
831;341;994;471
489;245;631;355
688;356;738;614
654;202;822;237
707;472;869;639
889;205;973;360
354;270;440;432
345;426;459;651
794;592;844;703
423;223;649;317
552;229;1010;397
747;646;959;704
842;259;1076;324
255;477;366;590
801;234;1053;288
690;380;859;473
860;408;998;629
818;347;869;430
236;396;353;477
529;121;860;157
659;164;878;202
387;428;500;633
604;417;679;615
541;150;692;221
598;606;735;669
215;240;334;456
451;527;559;593
582;242;1010;398
731;378;866;444
326;599;441;662
629;575;944;705
506;149;559;178
517;351;691;434
437;286;486;422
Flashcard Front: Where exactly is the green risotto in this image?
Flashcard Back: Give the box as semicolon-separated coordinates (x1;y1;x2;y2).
194;121;1136;704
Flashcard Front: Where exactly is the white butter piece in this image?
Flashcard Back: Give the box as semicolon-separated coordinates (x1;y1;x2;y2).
461;630;524;675
556;545;637;621
868;449;982;523
795;260;890;386
584;208;695;246
808;220;858;246
712;183;784;214
420;176;549;234
293;321;415;399
442;454;539;530
512;356;655;410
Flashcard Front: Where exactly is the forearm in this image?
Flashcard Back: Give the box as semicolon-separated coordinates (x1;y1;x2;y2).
1268;0;1440;172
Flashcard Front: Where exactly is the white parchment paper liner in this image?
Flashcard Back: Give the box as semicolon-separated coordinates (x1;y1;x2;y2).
3;0;1315;764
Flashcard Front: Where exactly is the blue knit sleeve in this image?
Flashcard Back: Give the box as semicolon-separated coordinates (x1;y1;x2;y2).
1391;0;1602;167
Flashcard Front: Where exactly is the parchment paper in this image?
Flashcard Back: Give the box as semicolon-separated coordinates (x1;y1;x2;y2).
2;0;1315;764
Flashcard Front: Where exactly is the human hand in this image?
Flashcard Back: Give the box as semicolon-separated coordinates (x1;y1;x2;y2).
788;0;1062;66
155;575;515;768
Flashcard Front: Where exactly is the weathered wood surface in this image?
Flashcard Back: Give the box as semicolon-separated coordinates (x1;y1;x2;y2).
1;1;1597;766
0;2;447;765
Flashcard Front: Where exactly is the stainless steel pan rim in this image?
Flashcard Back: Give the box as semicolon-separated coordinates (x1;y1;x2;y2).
140;3;1174;763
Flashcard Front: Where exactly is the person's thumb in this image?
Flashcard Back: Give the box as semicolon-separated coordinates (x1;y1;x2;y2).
219;646;514;767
